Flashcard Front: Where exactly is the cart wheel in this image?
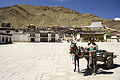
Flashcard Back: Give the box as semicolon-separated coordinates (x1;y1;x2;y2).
105;58;113;69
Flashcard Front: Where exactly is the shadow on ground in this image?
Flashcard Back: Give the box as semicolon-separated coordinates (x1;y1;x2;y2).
0;43;13;45
98;64;120;70
80;64;120;76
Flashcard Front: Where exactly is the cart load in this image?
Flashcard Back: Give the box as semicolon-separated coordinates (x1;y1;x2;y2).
96;50;117;68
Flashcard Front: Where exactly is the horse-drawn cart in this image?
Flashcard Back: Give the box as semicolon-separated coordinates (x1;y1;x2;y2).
80;50;117;68
69;43;117;75
86;50;117;74
96;51;116;68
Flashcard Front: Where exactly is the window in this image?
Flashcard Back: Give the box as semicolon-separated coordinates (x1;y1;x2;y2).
51;34;55;37
6;31;10;33
40;33;48;37
30;34;35;37
2;37;4;42
1;23;11;27
0;36;1;43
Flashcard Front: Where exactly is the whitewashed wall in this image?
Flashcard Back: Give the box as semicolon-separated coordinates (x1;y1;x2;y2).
12;34;22;42
55;34;59;40
12;33;30;42
35;34;40;42
22;34;30;42
48;34;51;42
107;39;118;42
12;33;60;42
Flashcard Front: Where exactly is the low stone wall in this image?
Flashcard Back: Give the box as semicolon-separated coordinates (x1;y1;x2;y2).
107;39;118;42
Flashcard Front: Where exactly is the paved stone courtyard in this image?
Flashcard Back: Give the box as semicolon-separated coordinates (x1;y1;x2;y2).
0;42;120;80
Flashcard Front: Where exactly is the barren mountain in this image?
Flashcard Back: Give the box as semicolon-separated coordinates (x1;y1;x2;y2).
0;4;120;30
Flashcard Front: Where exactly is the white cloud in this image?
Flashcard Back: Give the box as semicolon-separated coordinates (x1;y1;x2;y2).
114;18;120;21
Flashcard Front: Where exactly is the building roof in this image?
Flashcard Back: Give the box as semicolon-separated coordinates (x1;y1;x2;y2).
81;31;104;35
0;32;12;36
0;27;15;30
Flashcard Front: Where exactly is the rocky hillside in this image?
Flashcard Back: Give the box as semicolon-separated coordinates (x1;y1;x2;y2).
0;4;120;30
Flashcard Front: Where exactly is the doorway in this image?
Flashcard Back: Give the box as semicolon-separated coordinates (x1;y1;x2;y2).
51;38;55;42
6;37;8;43
31;38;35;42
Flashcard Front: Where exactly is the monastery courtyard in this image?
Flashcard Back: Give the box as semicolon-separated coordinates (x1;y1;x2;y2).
0;42;120;80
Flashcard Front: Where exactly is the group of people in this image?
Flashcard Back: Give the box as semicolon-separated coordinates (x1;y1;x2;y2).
70;37;98;64
70;37;98;52
69;37;99;74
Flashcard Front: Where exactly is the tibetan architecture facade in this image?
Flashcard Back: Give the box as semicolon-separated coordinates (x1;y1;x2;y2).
80;31;105;42
12;24;60;42
0;33;12;44
0;22;109;43
77;21;106;42
12;31;60;42
0;22;14;44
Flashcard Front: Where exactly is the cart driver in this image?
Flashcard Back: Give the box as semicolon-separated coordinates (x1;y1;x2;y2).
88;37;98;74
88;37;98;52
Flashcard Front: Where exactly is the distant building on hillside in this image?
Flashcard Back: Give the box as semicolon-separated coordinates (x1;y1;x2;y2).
77;21;105;41
81;21;104;29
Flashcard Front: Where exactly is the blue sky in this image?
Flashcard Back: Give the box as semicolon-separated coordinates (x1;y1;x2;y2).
0;0;120;19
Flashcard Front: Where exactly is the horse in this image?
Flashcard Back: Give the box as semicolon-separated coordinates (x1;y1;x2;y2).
69;42;89;73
